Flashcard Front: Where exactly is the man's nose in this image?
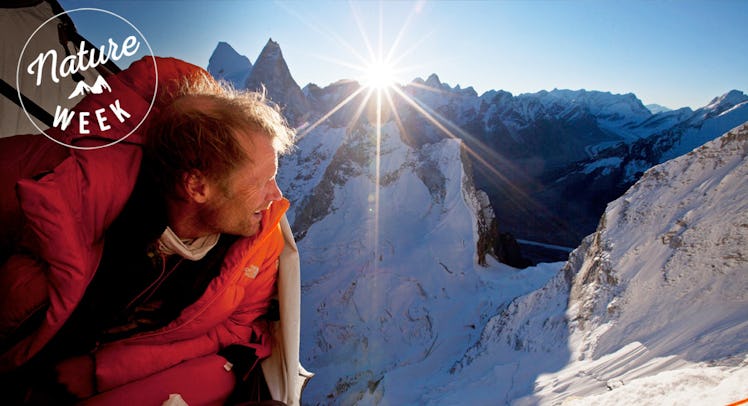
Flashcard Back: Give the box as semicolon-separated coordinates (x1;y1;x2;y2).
267;178;283;201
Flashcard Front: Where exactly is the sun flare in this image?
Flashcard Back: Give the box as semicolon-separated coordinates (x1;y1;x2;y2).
361;60;397;91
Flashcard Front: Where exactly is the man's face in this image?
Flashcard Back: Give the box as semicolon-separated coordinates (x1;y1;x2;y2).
199;132;283;237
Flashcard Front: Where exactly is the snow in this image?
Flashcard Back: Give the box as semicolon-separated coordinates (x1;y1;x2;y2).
277;126;345;225
646;103;672;114
581;156;623;175
279;120;748;404
524;123;748;405
566;363;748;406
255;36;748;403
504;89;652;137
524;344;748;406
703;90;748;114
660;100;748;161
279;117;564;403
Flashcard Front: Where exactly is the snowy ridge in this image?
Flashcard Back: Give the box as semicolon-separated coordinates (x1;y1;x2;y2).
476;88;651;138
657;90;748;162
536;123;748;404
572;91;748;192
529;89;651;134
277;125;345;227
575;122;748;362
208;40;747;256
458;123;748;405
282;119;560;404
646;103;672;114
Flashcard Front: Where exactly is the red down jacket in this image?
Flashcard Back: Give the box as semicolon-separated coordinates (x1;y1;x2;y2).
0;57;287;395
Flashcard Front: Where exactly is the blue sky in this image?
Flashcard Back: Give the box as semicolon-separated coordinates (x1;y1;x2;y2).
58;0;748;109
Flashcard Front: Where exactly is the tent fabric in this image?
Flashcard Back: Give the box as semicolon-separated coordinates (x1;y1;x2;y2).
1;0;121;138
261;215;314;406
1;1;96;137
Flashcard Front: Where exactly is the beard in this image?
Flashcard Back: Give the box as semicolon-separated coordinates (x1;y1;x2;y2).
197;197;264;238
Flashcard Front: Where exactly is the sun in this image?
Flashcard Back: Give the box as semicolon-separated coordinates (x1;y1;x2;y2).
361;60;397;91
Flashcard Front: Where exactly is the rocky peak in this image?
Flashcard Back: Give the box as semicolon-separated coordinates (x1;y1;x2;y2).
245;38;309;125
207;41;252;88
425;73;443;88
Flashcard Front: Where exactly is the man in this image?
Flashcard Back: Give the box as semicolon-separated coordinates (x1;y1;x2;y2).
0;58;308;405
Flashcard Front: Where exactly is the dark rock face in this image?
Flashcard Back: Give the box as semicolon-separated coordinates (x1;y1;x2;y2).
245;39;309;126
476;218;531;268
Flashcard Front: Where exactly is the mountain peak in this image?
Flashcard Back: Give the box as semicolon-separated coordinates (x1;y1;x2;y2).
207;41;252;88
246;38;308;125
215;41;233;50
208;42;251;68
646;103;672;114
258;38;283;60
705;89;747;110
425;73;442;87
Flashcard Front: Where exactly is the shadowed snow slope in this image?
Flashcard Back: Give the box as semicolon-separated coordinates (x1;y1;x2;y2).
473;122;748;405
421;125;748;405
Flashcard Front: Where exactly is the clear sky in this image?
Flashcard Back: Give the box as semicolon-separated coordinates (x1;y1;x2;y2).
57;0;748;110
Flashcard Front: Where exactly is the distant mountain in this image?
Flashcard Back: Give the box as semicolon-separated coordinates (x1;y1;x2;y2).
244;39;309;126
67;75;111;99
387;80;658;254
207;41;252;89
390;83;748;257
208;39;747;264
646;103;671;114
555;90;748;247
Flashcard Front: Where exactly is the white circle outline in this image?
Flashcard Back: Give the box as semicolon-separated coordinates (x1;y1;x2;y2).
16;7;158;150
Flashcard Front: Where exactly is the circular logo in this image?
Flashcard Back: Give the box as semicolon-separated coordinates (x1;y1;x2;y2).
16;8;157;150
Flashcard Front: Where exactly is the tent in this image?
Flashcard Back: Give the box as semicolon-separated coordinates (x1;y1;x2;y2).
0;0;121;138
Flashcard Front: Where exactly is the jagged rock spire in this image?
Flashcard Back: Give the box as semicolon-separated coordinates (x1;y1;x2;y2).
245;38;309;126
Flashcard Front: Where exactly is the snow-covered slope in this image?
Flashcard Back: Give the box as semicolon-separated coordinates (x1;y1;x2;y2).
452;123;748;405
657;90;748;161
281;123;747;405
277;117;560;404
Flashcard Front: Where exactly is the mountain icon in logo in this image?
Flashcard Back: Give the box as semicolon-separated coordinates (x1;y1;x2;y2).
67;75;112;99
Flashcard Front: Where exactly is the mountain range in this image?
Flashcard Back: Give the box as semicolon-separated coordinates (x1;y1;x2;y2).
208;40;747;404
209;40;748;264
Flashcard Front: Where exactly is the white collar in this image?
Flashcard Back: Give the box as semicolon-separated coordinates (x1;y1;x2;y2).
157;226;220;261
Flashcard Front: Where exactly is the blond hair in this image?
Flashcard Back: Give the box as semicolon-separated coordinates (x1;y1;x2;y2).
145;73;295;198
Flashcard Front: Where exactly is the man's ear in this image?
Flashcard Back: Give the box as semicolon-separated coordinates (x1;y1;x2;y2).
182;170;211;204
